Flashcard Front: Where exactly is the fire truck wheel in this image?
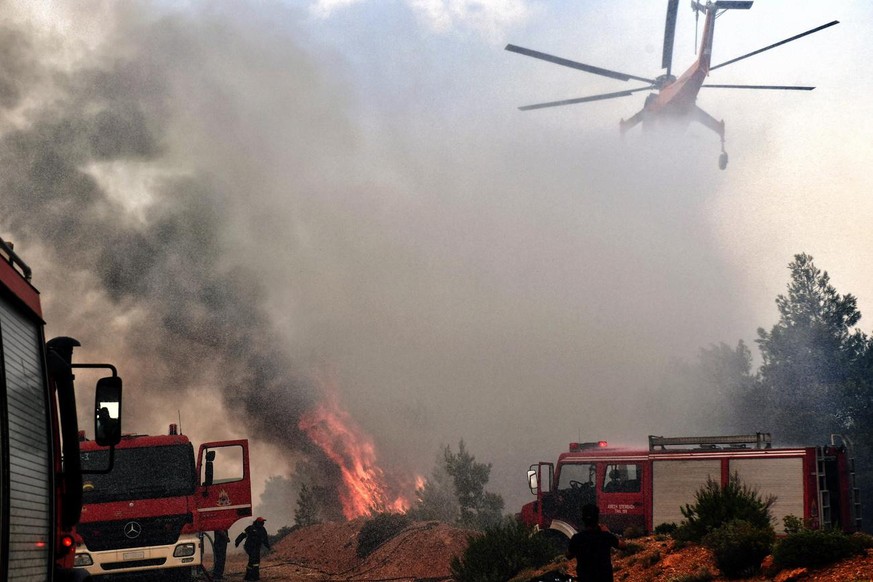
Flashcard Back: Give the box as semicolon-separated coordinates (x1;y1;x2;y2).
540;529;569;555
162;567;194;581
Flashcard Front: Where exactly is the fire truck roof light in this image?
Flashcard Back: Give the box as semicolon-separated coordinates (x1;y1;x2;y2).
569;441;608;452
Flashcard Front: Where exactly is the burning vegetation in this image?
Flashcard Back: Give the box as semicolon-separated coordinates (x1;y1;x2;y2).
297;373;418;519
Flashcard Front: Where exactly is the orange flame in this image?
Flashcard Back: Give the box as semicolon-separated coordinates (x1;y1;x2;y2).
298;375;417;519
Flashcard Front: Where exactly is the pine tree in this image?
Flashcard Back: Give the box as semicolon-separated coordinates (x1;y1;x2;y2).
293;483;321;527
412;440;504;530
756;253;868;441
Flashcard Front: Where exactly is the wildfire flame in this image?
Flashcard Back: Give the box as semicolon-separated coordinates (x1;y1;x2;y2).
298;374;418;519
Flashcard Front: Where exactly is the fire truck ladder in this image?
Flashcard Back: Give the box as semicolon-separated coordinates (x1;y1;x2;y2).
830;434;863;530
648;433;772;451
815;446;833;529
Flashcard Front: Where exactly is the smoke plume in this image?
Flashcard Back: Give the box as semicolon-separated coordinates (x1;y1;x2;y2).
0;2;757;517
0;2;371;514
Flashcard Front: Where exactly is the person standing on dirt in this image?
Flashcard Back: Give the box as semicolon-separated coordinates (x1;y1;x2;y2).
566;504;624;582
212;529;229;580
235;517;271;581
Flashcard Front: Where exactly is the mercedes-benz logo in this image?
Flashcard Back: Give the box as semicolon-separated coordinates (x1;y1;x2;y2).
123;521;142;539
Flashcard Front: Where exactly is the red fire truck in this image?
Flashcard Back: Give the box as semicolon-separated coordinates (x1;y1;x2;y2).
0;237;124;581
75;426;252;579
521;433;862;543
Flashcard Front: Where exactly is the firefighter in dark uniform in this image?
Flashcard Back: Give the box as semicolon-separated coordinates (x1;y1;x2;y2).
566;504;625;582
212;529;229;580
235;517;271;581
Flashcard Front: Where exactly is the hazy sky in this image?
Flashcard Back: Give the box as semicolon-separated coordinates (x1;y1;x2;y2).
5;0;872;517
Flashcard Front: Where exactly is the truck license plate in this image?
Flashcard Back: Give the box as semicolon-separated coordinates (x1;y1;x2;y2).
123;551;145;560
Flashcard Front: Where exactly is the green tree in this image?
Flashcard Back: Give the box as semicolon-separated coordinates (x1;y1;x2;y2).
411;440;504;530
639;341;760;436
444;440;505;530
755;253;869;442
411;455;460;523
697;340;768;433
293;483;321;527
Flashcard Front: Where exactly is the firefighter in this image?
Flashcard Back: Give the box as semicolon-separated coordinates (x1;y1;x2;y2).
566;504;625;582
212;529;229;580
235;517;271;581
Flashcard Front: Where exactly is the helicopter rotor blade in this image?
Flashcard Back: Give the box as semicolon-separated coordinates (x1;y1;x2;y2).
505;44;655;84
518;87;654;111
661;0;679;76
702;84;814;90
710;20;839;71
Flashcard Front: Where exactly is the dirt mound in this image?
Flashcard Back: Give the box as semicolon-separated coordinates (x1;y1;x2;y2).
356;521;475;580
270;519;365;575
259;519;475;581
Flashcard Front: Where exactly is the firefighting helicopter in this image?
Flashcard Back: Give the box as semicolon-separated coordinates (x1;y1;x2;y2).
505;1;838;170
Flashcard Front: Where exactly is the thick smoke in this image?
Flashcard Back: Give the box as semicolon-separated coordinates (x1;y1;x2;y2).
0;2;759;517
0;3;354;511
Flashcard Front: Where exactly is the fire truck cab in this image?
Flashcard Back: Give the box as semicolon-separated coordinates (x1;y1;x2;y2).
521;433;861;543
75;426;252;580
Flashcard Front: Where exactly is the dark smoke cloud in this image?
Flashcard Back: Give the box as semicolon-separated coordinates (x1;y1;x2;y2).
0;2;350;511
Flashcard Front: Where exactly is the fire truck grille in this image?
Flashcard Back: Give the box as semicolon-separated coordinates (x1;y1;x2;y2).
78;514;192;551
101;558;166;570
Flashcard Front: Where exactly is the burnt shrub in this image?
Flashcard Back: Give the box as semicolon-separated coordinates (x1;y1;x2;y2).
772;528;863;569
356;512;412;558
450;518;562;582
852;531;873;550
676;474;775;542
617;541;645;558
702;519;774;578
653;522;678;536
639;549;662;568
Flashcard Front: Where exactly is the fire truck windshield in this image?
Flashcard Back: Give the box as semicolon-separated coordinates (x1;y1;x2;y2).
80;444;195;503
557;462;596;490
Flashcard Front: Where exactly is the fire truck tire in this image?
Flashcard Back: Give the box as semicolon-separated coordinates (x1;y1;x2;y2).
54;567;92;582
540;529;569;555
161;567;194;581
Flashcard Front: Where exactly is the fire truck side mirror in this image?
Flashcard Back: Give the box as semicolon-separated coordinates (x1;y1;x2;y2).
94;376;122;447
528;470;539;494
204;450;215;486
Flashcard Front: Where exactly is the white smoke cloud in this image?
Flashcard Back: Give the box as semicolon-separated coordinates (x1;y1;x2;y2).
311;0;529;39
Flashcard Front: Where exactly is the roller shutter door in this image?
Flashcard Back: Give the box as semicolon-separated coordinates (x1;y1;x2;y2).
652;459;720;528
0;299;51;581
730;457;803;533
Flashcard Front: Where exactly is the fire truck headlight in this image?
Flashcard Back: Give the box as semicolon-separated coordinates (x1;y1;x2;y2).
174;543;196;557
74;553;93;567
